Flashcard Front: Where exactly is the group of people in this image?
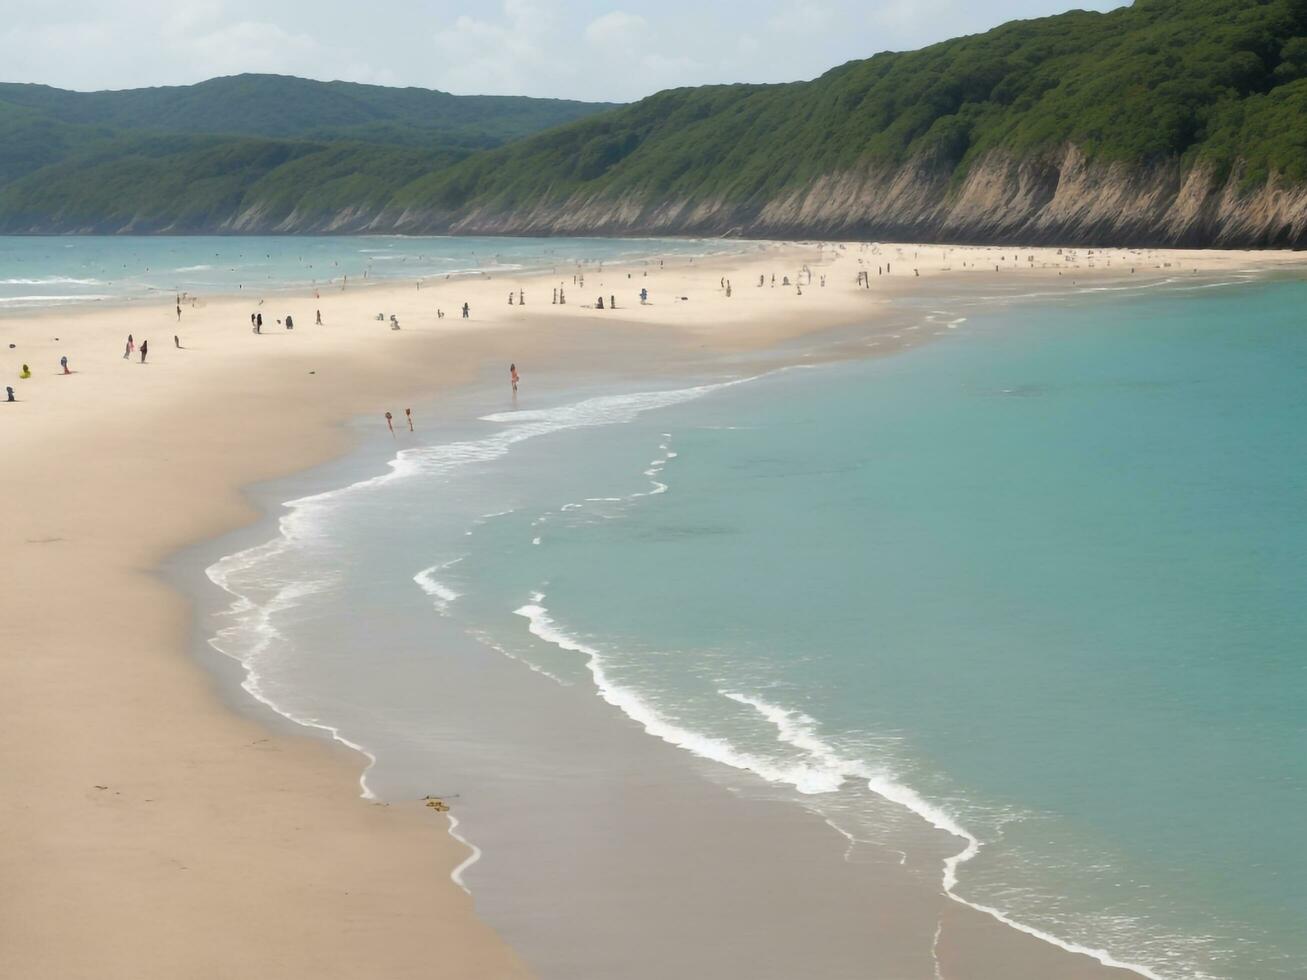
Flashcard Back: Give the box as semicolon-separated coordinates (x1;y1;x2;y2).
122;335;148;362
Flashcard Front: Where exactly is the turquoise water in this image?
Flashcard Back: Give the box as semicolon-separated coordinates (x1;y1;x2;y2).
0;235;748;309
206;274;1307;979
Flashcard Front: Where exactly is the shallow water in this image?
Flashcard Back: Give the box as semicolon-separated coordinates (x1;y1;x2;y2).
0;235;751;309
204;273;1307;979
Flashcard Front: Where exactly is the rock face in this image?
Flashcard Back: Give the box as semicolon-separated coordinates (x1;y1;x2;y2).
16;144;1307;246
385;146;1307;247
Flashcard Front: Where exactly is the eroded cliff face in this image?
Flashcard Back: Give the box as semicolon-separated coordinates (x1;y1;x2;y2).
11;145;1307;245
389;146;1307;247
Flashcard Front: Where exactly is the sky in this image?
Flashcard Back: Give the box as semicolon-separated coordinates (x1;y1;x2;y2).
0;0;1126;102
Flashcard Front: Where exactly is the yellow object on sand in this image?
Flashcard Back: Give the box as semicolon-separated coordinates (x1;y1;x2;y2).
20;365;31;378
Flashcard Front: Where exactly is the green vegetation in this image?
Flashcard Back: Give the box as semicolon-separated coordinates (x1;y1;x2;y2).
0;74;617;231
2;1;1307;236
396;0;1307;215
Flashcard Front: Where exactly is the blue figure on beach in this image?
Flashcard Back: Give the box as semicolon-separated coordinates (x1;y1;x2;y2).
5;386;13;402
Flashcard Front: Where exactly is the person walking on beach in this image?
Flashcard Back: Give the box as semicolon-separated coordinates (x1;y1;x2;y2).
315;309;322;325
139;340;148;364
176;303;182;322
174;335;181;349
60;356;69;375
518;289;524;306
124;334;134;359
510;363;520;393
462;302;470;319
5;386;13;402
256;312;263;332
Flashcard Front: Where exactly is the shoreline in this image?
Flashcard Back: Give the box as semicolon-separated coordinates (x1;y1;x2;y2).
4;239;1302;979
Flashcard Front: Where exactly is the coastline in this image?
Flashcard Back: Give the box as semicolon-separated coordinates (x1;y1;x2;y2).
4;240;1301;978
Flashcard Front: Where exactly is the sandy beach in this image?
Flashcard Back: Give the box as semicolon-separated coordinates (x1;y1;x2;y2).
3;239;1301;979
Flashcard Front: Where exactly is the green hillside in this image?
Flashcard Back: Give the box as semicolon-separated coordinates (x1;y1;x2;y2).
396;0;1307;214
0;74;618;150
2;0;1307;243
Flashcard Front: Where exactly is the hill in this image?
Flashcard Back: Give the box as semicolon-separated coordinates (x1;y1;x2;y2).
0;75;617;234
0;74;618;149
3;1;1307;245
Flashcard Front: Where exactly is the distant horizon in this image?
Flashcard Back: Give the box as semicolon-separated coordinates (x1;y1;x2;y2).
0;0;1126;104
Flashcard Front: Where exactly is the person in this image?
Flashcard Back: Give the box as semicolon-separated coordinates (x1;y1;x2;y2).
60;355;69;375
518;289;524;306
256;312;263;331
124;334;134;359
174;334;181;348
559;287;566;305
462;302;470;318
139;340;148;364
552;288;558;304
20;363;31;378
176;303;182;322
5;386;13;402
640;287;648;303
508;292;514;305
315;309;322;325
510;363;520;393
285;314;294;330
610;294;616;309
597;296;605;309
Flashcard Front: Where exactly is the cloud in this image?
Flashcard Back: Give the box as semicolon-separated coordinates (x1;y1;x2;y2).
429;0;576;96
585;11;649;48
0;0;1130;100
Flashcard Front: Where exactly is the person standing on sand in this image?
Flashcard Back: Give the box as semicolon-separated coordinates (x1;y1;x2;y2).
316;309;322;325
124;334;134;359
20;363;31;379
139;340;148;364
518;289;524;306
174;335;181;349
510;363;520;393
60;356;69;375
176;303;182;322
462;303;470;318
5;386;13;402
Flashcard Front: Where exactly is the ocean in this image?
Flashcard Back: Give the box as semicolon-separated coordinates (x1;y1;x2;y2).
0;234;750;309
195;268;1306;979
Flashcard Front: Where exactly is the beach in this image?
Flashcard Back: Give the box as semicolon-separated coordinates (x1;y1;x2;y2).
3;240;1301;979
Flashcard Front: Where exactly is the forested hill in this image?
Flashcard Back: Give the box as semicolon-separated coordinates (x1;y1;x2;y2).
4;0;1307;246
0;75;618;234
0;75;617;149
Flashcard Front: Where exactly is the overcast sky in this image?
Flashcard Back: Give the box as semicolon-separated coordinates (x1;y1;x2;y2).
0;0;1125;102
